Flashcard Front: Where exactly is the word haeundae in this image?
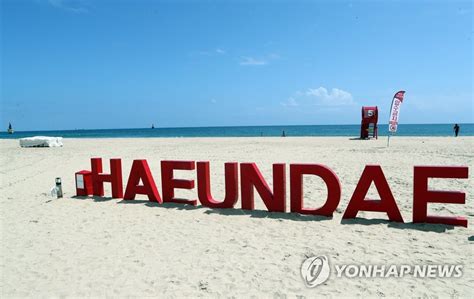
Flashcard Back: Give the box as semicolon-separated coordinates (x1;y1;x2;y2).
75;158;469;227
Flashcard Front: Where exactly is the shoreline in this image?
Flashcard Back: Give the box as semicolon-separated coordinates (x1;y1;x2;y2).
1;124;473;140
3;122;474;131
1;136;474;141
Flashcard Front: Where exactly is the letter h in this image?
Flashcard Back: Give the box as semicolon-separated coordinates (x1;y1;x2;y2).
91;158;123;198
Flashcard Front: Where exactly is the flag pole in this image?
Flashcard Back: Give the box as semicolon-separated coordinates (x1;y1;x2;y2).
387;90;405;148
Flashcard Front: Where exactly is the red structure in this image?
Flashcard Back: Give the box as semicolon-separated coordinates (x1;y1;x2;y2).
360;106;378;139
75;170;93;196
74;158;470;227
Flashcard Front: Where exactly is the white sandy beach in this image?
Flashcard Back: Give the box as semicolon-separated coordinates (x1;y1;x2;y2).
1;137;473;297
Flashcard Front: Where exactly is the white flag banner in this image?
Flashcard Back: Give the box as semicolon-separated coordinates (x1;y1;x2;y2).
388;91;405;133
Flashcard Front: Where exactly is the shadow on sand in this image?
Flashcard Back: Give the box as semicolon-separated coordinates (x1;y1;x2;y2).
203;208;331;222
341;217;455;233
116;199;331;222
72;195;115;202
71;197;460;231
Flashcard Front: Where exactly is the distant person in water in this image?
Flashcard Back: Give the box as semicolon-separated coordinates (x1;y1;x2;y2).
453;124;460;137
282;130;286;137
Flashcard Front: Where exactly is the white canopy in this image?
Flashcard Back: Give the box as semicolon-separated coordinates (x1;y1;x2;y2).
19;136;63;147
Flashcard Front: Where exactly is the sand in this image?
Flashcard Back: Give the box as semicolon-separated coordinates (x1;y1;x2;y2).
1;137;473;297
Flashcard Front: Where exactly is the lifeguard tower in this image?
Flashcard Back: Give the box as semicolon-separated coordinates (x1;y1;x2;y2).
360;106;378;139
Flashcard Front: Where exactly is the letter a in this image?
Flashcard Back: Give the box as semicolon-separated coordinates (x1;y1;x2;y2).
124;160;162;202
343;165;403;222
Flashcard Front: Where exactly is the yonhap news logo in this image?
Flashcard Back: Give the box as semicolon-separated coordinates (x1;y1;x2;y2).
301;255;463;288
300;256;331;287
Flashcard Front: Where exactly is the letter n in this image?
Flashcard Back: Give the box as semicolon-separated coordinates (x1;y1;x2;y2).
241;163;286;212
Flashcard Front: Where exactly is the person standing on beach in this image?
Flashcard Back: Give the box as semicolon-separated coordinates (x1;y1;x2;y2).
453;124;460;137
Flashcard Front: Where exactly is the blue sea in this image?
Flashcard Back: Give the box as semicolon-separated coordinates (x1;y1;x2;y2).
0;124;472;139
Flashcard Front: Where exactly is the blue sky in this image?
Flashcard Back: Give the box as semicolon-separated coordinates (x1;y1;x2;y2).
1;0;472;131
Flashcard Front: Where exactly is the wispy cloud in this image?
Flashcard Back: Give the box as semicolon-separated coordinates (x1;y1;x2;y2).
191;49;279;66
280;97;298;107
239;53;280;66
194;48;227;56
239;56;267;66
267;53;280;59
305;87;355;106
48;0;89;13
281;87;356;108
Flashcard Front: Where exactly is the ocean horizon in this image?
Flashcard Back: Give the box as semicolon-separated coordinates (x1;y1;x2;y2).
1;123;473;139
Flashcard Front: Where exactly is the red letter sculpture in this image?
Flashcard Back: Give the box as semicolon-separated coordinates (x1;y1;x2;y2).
161;160;197;205
413;166;469;227
343;165;404;222
91;158;123;198
290;164;341;217
124;160;162;202
240;163;286;212
197;162;238;208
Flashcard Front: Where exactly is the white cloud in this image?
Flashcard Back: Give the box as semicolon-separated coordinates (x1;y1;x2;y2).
268;53;280;59
305;87;355;106
195;48;226;56
282;86;356;108
48;0;89;13
239;53;280;66
240;56;267;66
280;97;299;107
